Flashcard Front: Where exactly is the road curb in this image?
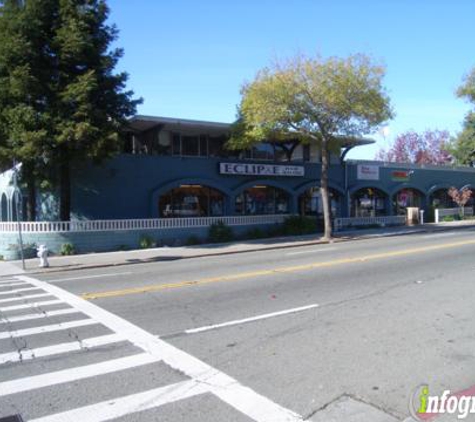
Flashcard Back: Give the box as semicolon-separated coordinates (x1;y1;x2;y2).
2;223;474;277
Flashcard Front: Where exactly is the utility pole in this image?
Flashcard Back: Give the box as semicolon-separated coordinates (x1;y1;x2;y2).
12;160;25;270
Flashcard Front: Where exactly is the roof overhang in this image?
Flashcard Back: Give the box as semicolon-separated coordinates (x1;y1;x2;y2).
126;115;376;147
128;115;231;134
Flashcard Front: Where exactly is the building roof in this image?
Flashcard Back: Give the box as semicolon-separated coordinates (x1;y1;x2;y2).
128;115;230;134
128;115;376;148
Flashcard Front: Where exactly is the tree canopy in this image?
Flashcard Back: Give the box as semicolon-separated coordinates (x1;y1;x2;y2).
375;130;452;165
0;0;141;219
232;53;393;239
451;67;475;166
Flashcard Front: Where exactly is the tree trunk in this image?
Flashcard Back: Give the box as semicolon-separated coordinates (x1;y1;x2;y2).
320;139;332;240
59;158;71;221
23;163;37;221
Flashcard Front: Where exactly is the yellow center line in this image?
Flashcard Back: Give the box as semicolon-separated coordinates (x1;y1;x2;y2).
80;238;475;300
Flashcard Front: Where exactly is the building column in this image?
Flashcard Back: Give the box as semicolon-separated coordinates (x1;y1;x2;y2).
386;195;394;216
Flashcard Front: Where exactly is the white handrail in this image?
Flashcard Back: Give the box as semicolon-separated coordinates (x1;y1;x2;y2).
434;207;474;223
0;214;290;233
334;215;406;232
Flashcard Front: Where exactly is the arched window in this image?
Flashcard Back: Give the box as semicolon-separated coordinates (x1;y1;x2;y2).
430;189;455;209
1;193;7;221
11;190;22;222
393;188;424;215
159;185;225;218
299;187;341;218
235;186;289;215
352;188;387;217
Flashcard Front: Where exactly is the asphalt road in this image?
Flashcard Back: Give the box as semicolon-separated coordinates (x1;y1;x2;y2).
1;228;475;421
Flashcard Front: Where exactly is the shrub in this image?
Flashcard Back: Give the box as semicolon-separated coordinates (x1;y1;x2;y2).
185;235;202;246
7;243;38;258
60;243;76;256
281;216;319;236
442;215;456;222
117;244;130;251
139;235;156;249
243;227;267;240
208;220;234;243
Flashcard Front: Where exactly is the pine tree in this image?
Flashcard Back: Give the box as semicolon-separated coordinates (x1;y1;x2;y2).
0;0;141;220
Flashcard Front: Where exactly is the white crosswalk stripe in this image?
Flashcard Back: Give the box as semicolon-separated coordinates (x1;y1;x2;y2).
0;299;63;312
0;278;20;283
0;333;125;364
0;352;161;396
0;281;27;288
0;287;39;296
0;318;97;339
0;275;303;422
28;380;209;422
0;307;79;324
0;292;51;304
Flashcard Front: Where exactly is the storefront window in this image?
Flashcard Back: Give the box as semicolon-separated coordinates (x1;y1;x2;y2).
181;135;199;156
199;135;208;157
159;185;225;218
235;186;289;215
352;188;387;217
393;188;423;215
244;143;275;161
157;131;172;155
172;133;181;156
430;189;455;209
208;135;226;157
299;187;340;218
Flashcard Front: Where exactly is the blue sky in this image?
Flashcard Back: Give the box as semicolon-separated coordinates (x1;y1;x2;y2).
108;0;474;159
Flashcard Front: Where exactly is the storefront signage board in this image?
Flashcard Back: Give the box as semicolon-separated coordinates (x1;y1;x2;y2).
219;162;305;177
357;164;380;181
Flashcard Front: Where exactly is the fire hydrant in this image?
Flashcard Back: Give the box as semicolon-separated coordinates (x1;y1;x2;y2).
37;244;49;268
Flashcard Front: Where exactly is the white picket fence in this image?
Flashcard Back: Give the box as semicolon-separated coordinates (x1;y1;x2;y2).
334;215;406;232
0;214;290;233
434;207;474;223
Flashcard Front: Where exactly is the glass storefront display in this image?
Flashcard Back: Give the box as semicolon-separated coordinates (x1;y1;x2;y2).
235;186;289;215
352;188;387;217
159;185;225;218
299;187;340;218
393;188;423;215
430;189;455;209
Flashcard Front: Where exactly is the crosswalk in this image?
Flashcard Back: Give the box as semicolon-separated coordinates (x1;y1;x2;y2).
0;275;303;422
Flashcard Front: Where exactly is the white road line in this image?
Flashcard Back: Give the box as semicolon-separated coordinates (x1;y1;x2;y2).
0;287;39;296
0;308;79;324
184;304;319;335
0;299;62;312
0;333;125;364
0;352;161;396
0;318;97;340
46;272;133;283
0;292;51;304
29;380;208;422
17;275;303;422
286;247;336;256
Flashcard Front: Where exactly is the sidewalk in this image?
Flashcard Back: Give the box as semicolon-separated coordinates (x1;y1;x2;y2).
1;220;474;277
